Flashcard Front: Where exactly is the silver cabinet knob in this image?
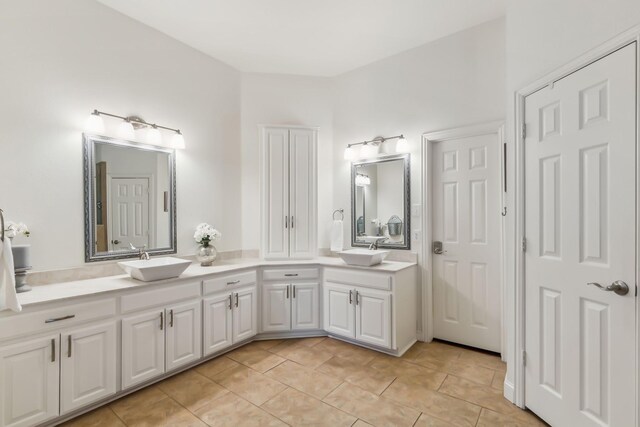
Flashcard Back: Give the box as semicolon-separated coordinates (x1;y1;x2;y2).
587;281;630;296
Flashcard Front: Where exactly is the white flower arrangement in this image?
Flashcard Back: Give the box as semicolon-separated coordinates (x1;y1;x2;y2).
193;223;221;247
4;221;30;239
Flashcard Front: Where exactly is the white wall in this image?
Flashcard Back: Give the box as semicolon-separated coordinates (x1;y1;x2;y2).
240;73;334;251
0;0;242;270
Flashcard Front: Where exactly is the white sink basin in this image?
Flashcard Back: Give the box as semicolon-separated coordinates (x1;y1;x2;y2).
118;257;192;282
338;249;390;267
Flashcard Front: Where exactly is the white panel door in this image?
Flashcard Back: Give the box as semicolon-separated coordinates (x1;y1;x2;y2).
110;177;149;251
524;44;636;427
289;128;317;258
165;300;201;372
292;282;319;330
60;322;117;414
323;283;355;338
233;286;258;343
262;128;290;259
122;309;165;389
432;132;501;351
355;287;391;349
261;283;291;332
203;293;233;355
0;335;59;427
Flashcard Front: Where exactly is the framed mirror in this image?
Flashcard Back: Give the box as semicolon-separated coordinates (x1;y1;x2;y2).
351;153;410;250
83;134;177;262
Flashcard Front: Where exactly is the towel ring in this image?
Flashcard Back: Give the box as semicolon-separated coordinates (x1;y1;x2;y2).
0;208;4;242
333;209;344;221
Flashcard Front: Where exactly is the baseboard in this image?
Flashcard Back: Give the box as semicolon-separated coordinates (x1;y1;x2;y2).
503;379;516;404
255;330;327;340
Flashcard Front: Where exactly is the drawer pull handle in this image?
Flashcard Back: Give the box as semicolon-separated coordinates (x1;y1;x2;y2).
284;273;298;277
45;314;76;324
227;280;241;285
51;338;56;363
68;335;72;358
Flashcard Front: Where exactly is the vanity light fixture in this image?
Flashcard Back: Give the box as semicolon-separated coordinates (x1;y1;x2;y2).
84;109;185;149
343;134;407;160
355;173;371;186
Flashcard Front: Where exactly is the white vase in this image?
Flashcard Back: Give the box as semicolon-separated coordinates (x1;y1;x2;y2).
197;244;217;266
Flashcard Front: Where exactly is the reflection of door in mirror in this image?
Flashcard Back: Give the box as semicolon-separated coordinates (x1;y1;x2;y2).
95;161;108;252
110;178;150;251
355;185;365;236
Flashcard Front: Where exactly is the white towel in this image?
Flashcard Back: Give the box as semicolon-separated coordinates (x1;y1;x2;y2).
0;238;22;312
330;220;344;252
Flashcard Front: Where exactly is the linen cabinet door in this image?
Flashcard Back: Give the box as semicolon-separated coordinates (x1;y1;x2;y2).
355;288;392;349
261;283;291;332
0;334;59;427
262;127;290;259
165;300;201;372
60;321;117;414
121;309;165;389
323;283;355;339
292;282;319;330
203;293;233;355
233;286;258;343
289;128;317;258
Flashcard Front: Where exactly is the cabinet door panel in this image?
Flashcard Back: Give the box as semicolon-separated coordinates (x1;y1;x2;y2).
355;288;392;349
262;127;290;258
122;310;165;389
0;335;59;427
60;322;117;414
261;283;291;332
233;286;258;343
203;293;233;355
289;128;317;258
166;300;201;372
323;283;355;339
292;282;319;330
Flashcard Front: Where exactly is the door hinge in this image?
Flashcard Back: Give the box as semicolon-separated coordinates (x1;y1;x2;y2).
522;350;527;367
522;237;527;252
521;123;527;139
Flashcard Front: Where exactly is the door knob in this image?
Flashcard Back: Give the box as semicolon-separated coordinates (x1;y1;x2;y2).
587;280;629;296
433;241;446;255
111;239;120;245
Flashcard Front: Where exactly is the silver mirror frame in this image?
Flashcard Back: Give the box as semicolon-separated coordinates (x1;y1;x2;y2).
350;153;411;250
83;133;177;262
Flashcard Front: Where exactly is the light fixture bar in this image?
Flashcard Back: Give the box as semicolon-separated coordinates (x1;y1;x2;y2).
346;134;404;148
90;109;182;134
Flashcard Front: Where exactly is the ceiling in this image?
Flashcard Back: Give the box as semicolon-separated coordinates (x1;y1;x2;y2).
97;0;506;77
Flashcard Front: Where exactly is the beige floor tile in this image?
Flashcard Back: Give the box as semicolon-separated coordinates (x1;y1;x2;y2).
195;392;286;427
368;354;442;377
323;382;420;427
195;356;240;379
265;360;343;399
491;370;506;391
157;370;229;412
414;413;456;427
381;376;480;426
439;375;522;415
212;364;287;405
226;345;287;373
248;339;286;350
317;355;396;395
110;386;168;420
60;407;125;427
114;396;206;427
352;420;373;427
262;387;357;426
314;338;378;365
458;349;503;371
441;361;496;386
272;341;335;368
476;408;548;426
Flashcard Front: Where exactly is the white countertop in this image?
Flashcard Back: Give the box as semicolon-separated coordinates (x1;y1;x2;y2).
15;257;416;308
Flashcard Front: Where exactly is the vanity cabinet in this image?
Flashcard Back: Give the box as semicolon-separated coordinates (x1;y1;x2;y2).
260;125;317;259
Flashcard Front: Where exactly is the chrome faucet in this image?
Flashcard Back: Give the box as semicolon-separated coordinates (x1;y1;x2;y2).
129;243;150;260
368;237;387;250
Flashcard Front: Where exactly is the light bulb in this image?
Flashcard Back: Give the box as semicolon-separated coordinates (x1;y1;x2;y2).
146;126;162;145
117;120;135;140
396;135;410;153
170;131;185;149
360;143;378;158
344;145;356;160
84;111;104;133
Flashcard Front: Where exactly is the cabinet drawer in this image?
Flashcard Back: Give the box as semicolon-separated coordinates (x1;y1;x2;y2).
121;281;201;313
262;268;319;281
0;298;116;341
324;267;391;291
203;270;257;295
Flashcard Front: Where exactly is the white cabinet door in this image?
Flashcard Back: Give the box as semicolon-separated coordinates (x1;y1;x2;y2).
203;293;233;356
122;309;165;389
165;300;201;372
355;288;392;349
261;127;290;259
0;335;59;427
289;128;317;258
261;283;291;332
292;282;319;330
60;322;117;414
233;286;258;343
323;283;355;339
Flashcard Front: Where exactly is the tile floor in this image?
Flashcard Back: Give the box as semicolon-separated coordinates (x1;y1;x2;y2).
61;338;547;427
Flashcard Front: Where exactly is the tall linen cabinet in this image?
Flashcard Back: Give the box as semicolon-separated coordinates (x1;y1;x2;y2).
260;125;317;259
